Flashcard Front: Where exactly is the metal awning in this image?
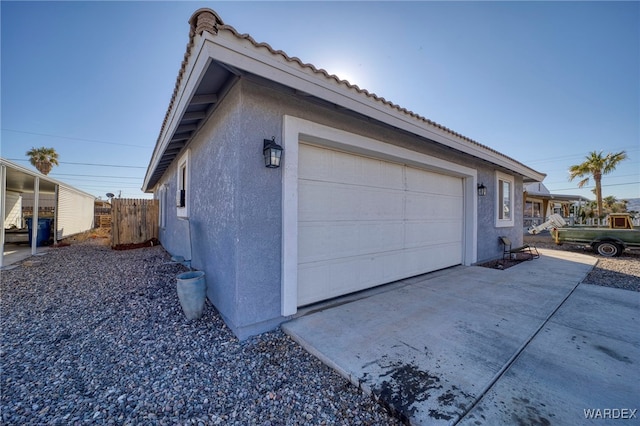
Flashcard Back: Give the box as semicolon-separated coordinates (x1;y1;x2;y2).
1;158;94;268
3;160;57;194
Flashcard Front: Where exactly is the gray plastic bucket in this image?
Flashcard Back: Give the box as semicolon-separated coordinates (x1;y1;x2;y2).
176;271;206;320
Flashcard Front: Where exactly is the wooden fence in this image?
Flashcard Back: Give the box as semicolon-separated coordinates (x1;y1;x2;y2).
111;198;158;247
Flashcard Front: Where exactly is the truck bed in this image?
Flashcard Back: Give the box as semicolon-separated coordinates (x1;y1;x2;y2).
554;227;640;246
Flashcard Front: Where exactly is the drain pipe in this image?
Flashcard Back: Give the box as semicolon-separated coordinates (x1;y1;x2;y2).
454;277;586;425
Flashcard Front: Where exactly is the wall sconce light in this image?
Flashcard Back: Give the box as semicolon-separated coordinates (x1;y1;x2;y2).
263;137;283;168
477;183;487;197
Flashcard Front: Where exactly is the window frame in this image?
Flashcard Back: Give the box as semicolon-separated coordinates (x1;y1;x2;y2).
495;171;515;228
525;199;542;218
176;150;190;218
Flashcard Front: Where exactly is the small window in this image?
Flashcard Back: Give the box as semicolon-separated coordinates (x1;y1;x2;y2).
176;150;190;218
496;171;514;227
525;201;541;218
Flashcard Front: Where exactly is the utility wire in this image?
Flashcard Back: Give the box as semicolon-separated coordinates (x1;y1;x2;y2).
526;146;639;165
2;128;151;148
543;174;640;185
549;182;640;191
49;173;143;179
8;158;146;169
52;178;141;184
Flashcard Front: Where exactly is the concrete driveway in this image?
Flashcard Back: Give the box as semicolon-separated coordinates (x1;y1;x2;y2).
283;249;640;425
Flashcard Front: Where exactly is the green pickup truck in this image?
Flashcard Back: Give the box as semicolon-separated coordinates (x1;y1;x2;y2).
529;213;640;257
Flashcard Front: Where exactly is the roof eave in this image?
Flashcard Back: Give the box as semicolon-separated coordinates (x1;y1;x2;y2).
144;8;546;190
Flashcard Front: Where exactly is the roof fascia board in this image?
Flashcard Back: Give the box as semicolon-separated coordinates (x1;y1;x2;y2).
204;30;545;182
143;35;213;191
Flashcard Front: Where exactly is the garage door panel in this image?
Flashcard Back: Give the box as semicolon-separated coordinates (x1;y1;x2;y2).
300;220;461;263
298;256;380;306
297;251;407;306
406;167;462;195
299;180;405;221
405;193;463;220
299;221;405;263
298;243;462;306
404;221;462;248
298;144;464;307
403;244;462;275
300;143;404;190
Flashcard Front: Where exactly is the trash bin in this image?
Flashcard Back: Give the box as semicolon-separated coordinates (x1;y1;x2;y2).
25;218;52;247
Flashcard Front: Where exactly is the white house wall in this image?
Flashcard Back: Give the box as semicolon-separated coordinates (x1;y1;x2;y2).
4;191;22;228
57;186;95;239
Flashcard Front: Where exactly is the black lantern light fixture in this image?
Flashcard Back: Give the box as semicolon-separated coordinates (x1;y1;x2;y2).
263;137;283;168
477;183;487;197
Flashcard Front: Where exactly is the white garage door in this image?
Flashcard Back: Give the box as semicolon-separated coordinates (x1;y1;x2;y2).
298;143;464;306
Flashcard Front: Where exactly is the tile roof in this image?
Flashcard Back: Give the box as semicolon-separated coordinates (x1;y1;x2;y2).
150;8;543;188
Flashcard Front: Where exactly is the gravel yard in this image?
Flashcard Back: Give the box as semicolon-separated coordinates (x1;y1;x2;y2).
1;241;401;425
1;236;638;425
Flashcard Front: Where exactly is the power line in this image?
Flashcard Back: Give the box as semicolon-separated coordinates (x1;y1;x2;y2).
2;128;151;149
549;182;640;191
78;185;144;190
8;158;146;169
525;146;639;165
49;173;143;179
543;174;640;185
52;177;141;185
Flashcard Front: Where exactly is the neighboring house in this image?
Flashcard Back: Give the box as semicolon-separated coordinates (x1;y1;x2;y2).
524;182;590;228
142;9;545;339
1;158;95;266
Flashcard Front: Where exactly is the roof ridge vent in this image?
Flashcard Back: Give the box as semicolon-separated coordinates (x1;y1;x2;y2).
189;8;224;36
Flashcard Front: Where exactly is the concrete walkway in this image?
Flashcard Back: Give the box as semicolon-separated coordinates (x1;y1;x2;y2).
1;244;50;270
283;249;640;425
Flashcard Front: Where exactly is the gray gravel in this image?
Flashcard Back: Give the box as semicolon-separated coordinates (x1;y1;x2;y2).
525;234;640;292
1;242;401;425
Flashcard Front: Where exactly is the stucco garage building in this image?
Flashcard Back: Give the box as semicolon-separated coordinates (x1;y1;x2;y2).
143;9;545;339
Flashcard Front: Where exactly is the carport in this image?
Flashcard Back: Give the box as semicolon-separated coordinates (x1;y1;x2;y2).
0;158;95;268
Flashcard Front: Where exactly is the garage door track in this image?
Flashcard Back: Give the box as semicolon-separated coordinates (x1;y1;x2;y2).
283;249;640;425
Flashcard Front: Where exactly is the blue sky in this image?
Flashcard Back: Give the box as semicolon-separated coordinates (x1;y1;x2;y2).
2;1;638;201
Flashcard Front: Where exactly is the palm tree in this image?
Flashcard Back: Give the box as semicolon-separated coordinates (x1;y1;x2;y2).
26;147;59;175
569;150;627;218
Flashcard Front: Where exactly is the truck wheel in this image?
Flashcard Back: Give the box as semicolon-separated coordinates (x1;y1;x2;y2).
593;241;623;257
